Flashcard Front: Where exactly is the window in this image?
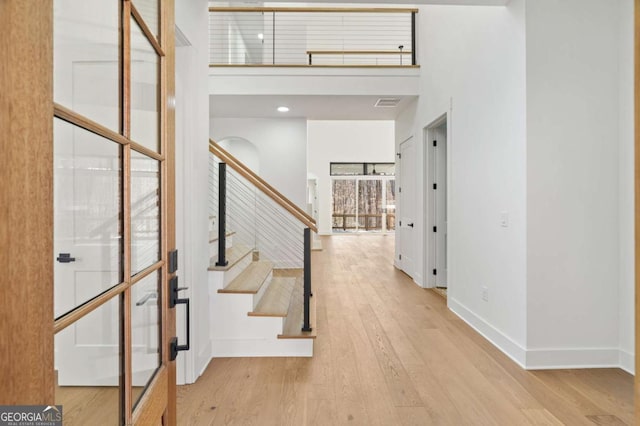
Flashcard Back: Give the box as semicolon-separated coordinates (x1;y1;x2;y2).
331;163;396;233
330;162;395;176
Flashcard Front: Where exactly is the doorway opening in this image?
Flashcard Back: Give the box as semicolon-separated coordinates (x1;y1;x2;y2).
424;115;448;293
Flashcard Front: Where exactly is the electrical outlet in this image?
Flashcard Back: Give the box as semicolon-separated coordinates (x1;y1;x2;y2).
482;286;489;302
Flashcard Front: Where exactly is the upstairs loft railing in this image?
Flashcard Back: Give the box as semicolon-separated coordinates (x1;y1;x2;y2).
209;7;418;67
209;140;317;332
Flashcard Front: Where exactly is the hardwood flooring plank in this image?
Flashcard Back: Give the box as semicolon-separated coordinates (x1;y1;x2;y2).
357;303;423;408
521;408;565;425
177;235;633;426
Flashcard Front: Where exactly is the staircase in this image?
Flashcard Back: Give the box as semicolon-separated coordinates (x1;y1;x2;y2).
207;141;316;357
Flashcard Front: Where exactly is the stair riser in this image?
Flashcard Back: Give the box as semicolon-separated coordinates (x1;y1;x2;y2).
222;253;252;287
252;271;273;310
211;338;313;358
210;293;283;339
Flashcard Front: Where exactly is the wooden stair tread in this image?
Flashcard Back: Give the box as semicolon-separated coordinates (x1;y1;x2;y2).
249;277;296;317
279;276;317;339
218;261;273;294
209;230;236;243
208;244;252;271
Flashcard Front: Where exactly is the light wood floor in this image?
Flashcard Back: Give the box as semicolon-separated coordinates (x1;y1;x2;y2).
177;235;634;425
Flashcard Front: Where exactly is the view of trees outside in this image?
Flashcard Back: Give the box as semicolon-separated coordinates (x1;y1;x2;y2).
386;180;396;230
332;179;357;230
332;177;396;233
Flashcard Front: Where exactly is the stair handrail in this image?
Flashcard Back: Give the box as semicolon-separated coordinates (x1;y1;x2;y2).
209;139;318;233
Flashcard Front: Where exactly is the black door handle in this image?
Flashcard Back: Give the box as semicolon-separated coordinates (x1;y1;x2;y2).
169;276;190;361
57;253;76;263
408;223;414;228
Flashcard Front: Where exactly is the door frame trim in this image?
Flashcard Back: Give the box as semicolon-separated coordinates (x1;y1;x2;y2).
633;0;639;416
423;113;448;290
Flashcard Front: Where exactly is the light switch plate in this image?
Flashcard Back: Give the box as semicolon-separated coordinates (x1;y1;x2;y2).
500;211;509;228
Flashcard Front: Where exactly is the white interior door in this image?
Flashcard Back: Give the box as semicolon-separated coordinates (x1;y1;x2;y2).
433;124;448;287
54;119;122;386
399;137;416;277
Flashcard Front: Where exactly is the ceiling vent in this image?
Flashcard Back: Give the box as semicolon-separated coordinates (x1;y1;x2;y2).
374;98;401;108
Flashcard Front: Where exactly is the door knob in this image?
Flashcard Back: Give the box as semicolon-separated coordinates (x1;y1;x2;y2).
408;223;414;228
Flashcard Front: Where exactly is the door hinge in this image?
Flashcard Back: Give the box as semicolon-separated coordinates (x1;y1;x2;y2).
433;226;437;232
399;254;402;260
433;269;437;275
399;187;402;193
399;220;402;226
433;140;437;147
396;152;401;159
433;183;437;190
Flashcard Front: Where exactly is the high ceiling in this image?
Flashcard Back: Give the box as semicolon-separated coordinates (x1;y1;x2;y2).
209;94;417;120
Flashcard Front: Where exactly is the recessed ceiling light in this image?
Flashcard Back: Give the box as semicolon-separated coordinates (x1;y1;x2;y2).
277;106;289;112
257;33;264;40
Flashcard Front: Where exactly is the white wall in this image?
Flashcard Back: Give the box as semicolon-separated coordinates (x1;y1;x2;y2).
210;118;308;208
307;120;396;234
617;0;635;374
396;0;635;372
175;0;211;384
525;0;623;369
397;0;528;362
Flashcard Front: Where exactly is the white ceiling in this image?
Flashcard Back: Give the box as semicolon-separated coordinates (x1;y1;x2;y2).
209;94;417;120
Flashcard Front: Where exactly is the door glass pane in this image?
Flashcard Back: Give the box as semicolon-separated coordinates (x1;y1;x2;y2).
332;179;357;232
55;296;122;425
358;180;383;231
54;0;119;132
131;19;160;153
54;119;123;319
131;151;160;275
133;0;159;39
386;180;396;231
132;271;161;407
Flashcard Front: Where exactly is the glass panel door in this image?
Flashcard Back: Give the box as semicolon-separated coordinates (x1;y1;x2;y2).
332;179;357;232
357;179;383;232
53;0;172;424
332;177;395;233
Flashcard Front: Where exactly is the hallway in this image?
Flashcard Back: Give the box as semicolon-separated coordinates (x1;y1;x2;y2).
177;235;633;425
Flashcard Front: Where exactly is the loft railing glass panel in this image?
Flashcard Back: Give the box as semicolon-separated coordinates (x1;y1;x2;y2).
131;150;160;275
131;19;160;153
53;119;122;319
55;296;121;425
54;0;119;132
131;271;161;407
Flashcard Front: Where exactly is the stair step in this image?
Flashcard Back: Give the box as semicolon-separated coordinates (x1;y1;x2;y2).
279;276;317;339
209;230;236;243
249;277;296;317
219;261;273;294
208;244;252;271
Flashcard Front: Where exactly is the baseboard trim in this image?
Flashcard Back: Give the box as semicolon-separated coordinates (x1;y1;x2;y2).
449;298;633;372
619;349;635;375
448;297;527;368
525;348;620;370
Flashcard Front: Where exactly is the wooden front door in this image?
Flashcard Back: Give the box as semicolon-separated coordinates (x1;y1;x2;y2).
51;0;176;424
